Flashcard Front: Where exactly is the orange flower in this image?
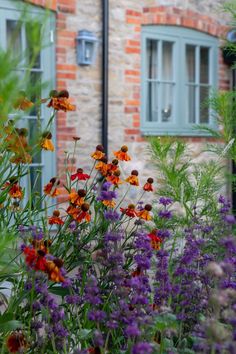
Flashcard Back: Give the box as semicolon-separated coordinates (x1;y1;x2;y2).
143;178;154;192
68;189;86;206
76;203;91;223
137;204;152;221
91;145;105;160
44;177;60;197
8;183;23;199
95;157;108;176
40;132;54;151
148;230;162;250
6;330;27;353
49;210;64;225
47;90;76;112
120;204;137;218
66;205;80;219
106;169;122;186
102;200;116;208
14;91;34;111
125;170;139;186
107;159;119;175
46;258;65;282
114;145;131;161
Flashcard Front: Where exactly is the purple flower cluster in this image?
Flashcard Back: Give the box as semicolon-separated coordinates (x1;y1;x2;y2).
154;250;171;307
97;181;117;201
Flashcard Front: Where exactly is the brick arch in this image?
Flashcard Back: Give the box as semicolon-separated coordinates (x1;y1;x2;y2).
124;6;230;142
142;6;228;38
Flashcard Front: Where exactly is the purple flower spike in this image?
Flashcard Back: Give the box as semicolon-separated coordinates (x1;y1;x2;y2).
159;197;173;206
132;342;153;354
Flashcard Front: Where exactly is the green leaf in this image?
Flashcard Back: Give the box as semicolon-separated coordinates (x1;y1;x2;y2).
0;320;22;333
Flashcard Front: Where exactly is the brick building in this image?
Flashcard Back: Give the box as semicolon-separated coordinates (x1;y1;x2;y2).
0;0;232;196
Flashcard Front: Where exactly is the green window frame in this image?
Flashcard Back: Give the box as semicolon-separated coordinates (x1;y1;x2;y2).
141;26;219;136
0;0;56;201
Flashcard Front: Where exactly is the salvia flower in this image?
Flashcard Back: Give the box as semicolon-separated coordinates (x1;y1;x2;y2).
132;342;153;354
104;209;120;222
159;197;173;206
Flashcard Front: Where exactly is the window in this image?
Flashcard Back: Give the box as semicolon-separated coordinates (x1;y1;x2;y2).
0;0;56;202
141;26;218;135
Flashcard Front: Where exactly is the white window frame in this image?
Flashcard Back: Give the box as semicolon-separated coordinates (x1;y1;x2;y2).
141;26;219;136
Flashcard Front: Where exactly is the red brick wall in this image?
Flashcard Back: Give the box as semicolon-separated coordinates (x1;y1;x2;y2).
124;6;230;143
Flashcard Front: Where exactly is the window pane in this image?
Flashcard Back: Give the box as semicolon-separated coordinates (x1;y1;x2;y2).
162;41;173;81
6;20;22;55
146;82;158;122
200;47;209;84
187;85;196;123
147;39;158;79
28;119;42;163
25;22;41;68
186;45;196;83
200;86;209;123
161;83;173;122
28;71;42;116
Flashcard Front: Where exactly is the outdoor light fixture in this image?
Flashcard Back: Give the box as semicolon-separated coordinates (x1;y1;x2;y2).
223;29;236;65
76;30;98;66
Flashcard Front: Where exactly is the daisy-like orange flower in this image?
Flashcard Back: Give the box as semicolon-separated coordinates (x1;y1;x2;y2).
125;170;139;186
46;258;65;282
47;90;76;112
107;158;119;175
106;169;122;186
143;177;154;192
6;330;27;353
120;204;137;218
76;202;91;223
40;131;54;151
49;210;64;225
14;91;34;111
44;177;60;197
137;204;152;221
91;145;105;160
66;205;80;219
68;189;86;206
114;145;131;161
148;229;162;250
102;200;116;208
71;168;90;181
95;157;108;176
8;182;23;200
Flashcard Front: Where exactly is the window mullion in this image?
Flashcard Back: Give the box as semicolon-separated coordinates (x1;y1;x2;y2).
195;45;200;125
157;39;162;123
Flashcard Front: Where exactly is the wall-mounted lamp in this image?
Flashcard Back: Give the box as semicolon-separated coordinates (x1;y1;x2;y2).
223;29;236;65
76;30;98;66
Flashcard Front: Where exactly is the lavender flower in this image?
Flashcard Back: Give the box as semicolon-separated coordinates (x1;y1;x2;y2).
132;342;153;354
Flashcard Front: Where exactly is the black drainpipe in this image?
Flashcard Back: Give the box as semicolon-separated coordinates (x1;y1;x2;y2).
102;0;109;156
